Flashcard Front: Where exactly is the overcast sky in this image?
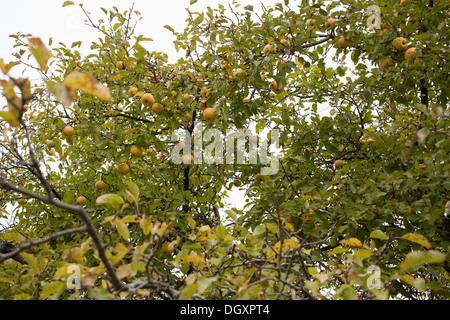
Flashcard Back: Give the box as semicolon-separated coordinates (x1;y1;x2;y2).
0;0;282;66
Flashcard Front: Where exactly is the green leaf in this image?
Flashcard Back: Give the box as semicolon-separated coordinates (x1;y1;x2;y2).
225;209;237;222
41;281;65;300
190;0;198;5
62;1;74;7
370;229;389;240
88;287;115;300
197;276;217;294
125;180;139;199
400;250;446;270
95;194;124;210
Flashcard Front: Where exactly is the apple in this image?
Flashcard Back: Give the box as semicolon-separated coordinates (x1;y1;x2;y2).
400;0;411;4
182;154;194;165
47;148;56;156
46;140;56;148
335;36;349;49
62;125;74;138
404;47;417;61
271;80;285;94
76;196;87;205
152;103;164;115
378;57;394;70
203;107;216;122
324;17;336;29
128;86;138;97
334;159;344;170
392;37;408;52
182;94;191;103
17;198;27;205
141;93;155;107
116;61;125;70
263;43;276;55
255;173;264;183
233;179;242;187
117;163;130;175
233;68;247;80
182;113;192;123
199;99;208;111
95;180;106;190
130;145;143;157
306;19;316;28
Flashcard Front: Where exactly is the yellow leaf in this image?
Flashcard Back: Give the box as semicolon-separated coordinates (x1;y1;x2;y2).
139;215;153;236
116;264;132;280
47;81;74;106
401;233;432;249
113;218;130;240
185;252;205;263
28;37;53;71
340;237;362;247
266;238;299;259
63;71;112;102
314;273;329;284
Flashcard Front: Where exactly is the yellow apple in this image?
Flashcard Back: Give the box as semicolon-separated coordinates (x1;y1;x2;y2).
334;159;344;170
128;86;138;97
116;61;125;70
392;37;408;52
152;102;164;115
404;47;417;61
271;80;285;94
233;179;242;187
130;145;143;157
141;93;155;107
182;94;191;103
335;36;349;49
95;180;106;190
182;113;192;123
62;125;74;138
46;140;56;148
200;99;208;111
378;57;394;70
203;107;216;122
233;68;247;80
117;163;130;175
400;0;411;4
306;19;316;28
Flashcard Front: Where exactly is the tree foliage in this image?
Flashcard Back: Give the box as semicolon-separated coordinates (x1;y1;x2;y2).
0;0;449;300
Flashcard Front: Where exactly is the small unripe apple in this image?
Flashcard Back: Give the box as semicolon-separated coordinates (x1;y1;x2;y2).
130;145;143;157
378;57;394;70
404;47;417;61
255;173;264;182
334;159;344;170
128;86;138;97
95;180;106;190
335;36;349;49
46;140;56;148
233;179;242;187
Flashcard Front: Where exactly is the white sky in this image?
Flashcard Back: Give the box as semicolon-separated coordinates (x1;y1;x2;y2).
0;0;282;65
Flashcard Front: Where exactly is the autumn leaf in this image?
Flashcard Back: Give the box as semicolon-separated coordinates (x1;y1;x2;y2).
113;218;130;241
340;237;362;247
401;233;432;249
47;80;74;106
28;37;53;71
185;252;205;263
63;71;113;102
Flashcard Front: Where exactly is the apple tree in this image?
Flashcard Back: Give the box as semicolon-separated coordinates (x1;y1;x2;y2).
0;0;449;300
